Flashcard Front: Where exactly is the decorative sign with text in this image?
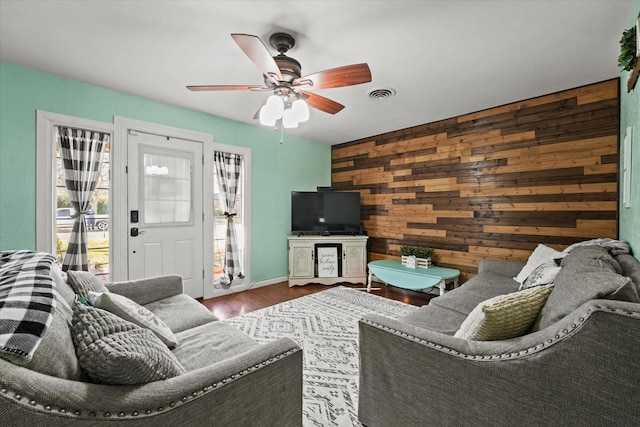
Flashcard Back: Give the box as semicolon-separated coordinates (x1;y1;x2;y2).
317;247;339;277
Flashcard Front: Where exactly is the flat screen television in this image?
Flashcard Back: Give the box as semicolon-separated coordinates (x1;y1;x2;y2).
291;191;362;235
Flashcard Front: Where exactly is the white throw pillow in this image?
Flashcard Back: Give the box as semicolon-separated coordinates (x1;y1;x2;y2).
519;260;562;291
454;286;553;341
87;291;178;349
514;244;565;285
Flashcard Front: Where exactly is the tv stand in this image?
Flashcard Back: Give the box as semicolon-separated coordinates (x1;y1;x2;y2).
287;235;368;287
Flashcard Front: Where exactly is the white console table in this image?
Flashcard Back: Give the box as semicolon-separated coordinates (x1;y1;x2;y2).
287;235;368;286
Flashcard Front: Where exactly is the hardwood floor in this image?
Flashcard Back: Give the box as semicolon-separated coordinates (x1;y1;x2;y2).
198;281;433;320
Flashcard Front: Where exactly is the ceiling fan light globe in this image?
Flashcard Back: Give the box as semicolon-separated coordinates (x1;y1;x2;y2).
265;94;284;119
259;106;277;126
282;109;299;128
291;99;310;122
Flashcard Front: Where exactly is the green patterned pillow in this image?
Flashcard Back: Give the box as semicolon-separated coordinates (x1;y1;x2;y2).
454;286;552;341
67;270;109;299
71;300;185;385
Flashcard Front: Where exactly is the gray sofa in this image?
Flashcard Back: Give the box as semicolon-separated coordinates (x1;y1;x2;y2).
0;252;302;426
359;245;640;426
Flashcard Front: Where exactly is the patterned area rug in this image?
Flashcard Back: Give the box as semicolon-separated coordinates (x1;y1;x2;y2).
223;286;417;427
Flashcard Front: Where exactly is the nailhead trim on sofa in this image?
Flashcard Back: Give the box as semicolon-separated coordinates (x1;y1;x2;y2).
362;303;640;361
0;347;301;420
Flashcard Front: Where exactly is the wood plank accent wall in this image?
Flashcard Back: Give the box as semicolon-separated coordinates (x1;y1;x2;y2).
331;79;619;282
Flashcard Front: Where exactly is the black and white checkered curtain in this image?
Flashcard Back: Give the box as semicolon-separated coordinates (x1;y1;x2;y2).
56;127;108;272
214;151;243;284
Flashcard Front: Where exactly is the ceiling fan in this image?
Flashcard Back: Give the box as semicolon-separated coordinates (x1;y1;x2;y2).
187;32;372;128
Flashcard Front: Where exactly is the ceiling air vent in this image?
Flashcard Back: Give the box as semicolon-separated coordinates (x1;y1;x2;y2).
367;88;396;100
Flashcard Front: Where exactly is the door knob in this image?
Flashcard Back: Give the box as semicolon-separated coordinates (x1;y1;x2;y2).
130;228;146;237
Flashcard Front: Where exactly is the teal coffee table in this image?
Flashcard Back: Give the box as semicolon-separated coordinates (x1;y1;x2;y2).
367;260;460;296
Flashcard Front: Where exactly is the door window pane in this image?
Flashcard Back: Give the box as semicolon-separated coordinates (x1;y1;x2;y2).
143;153;192;224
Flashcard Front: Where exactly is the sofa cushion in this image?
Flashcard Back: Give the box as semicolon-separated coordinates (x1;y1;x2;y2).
535;247;639;331
430;271;519;315
87;291;178;349
67;270;109;299
560;245;621;274
144;294;217;333
454;285;552;341
71;300;185;385
478;259;526;277
519;260;562;291
24;295;86;381
535;272;638;331
173;321;259;371
399;304;468;336
106;275;183;306
514;244;565;285
50;262;76;306
614;254;640;291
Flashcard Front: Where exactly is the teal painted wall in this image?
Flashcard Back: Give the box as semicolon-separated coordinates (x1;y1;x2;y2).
0;62;331;282
619;0;640;255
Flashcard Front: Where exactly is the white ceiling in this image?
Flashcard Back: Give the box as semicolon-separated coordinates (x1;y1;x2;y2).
0;0;632;145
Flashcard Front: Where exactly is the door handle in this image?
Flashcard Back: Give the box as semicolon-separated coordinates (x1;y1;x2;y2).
130;228;146;237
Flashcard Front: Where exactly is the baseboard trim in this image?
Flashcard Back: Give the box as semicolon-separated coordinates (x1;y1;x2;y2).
250;276;289;289
208;276;288;298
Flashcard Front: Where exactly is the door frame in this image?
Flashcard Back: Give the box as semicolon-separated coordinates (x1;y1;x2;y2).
37;114;249;298
112;117;213;290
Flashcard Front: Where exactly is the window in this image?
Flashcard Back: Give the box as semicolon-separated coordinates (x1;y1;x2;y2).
54;133;110;280
36;111;113;280
212;144;251;288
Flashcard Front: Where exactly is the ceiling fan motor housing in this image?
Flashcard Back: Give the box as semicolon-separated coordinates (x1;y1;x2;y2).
273;55;301;83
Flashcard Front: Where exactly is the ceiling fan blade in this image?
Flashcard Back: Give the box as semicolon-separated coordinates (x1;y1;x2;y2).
187;84;263;91
300;91;345;114
294;63;371;89
253;100;266;119
231;34;283;81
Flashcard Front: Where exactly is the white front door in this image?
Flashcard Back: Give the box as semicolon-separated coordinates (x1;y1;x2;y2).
127;130;204;298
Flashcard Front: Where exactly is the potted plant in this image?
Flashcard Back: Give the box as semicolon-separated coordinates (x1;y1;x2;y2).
619;21;639;92
400;245;434;269
619;25;638;72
